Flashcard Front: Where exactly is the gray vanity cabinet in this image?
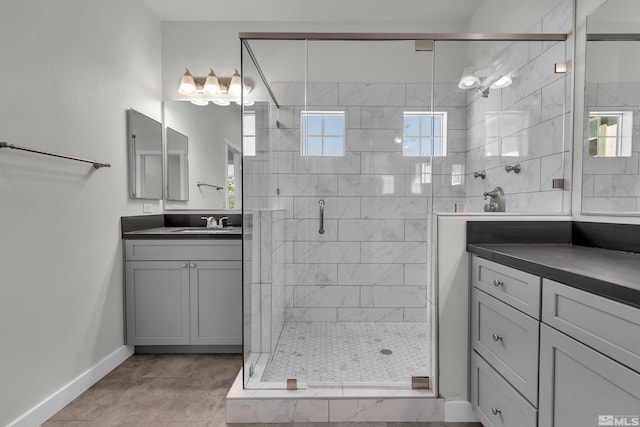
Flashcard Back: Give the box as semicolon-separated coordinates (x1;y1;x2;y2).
124;240;242;347
470;255;640;427
126;261;190;345
189;260;242;345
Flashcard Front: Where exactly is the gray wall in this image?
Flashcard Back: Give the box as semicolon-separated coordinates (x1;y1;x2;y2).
0;1;161;424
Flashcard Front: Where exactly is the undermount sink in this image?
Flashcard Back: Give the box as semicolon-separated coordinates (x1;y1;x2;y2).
173;227;237;233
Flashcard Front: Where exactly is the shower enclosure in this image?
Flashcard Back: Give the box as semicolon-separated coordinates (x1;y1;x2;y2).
239;33;570;392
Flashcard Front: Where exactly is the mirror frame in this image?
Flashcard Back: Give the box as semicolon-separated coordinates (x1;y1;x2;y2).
165;127;190;202
127;108;163;200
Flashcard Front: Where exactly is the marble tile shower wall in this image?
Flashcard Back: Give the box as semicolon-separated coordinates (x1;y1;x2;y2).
583;83;640;213
464;0;573;214
266;81;466;323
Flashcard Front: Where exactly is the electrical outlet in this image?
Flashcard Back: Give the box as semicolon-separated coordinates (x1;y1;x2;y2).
143;203;153;213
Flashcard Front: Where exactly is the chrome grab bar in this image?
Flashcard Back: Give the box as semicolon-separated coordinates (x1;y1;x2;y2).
318;199;325;234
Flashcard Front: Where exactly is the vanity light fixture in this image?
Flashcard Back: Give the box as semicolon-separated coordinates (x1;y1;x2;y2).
457;66;481;89
177;68;252;106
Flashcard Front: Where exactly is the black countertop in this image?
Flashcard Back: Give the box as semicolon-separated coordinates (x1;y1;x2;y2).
121;214;242;240
466;221;640;309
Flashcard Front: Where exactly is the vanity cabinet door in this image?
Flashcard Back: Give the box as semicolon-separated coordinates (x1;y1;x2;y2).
125;261;190;345
539;324;640;427
190;260;242;345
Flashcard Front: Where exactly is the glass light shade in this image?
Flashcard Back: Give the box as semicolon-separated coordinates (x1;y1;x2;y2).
203;69;221;95
189;98;209;106
458;67;481;89
491;75;512;89
212;98;231;106
228;69;242;97
178;69;197;95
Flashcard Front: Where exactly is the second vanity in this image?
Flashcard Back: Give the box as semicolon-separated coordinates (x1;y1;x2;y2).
466;221;640;427
121;214;242;352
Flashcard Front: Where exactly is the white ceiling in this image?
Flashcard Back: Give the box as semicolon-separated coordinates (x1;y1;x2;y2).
142;0;485;23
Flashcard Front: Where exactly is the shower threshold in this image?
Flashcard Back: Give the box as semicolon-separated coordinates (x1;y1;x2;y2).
226;368;441;423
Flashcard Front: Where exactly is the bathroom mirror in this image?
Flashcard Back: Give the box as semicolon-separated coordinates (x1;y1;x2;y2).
166;127;189;201
582;0;640;214
127;108;163;200
163;101;241;210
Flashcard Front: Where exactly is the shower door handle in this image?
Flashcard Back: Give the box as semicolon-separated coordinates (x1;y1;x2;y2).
318;199;325;234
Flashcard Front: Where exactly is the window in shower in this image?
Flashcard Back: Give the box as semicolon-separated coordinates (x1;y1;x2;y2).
402;111;447;157
587;110;633;157
243;110;256;156
301;111;345;156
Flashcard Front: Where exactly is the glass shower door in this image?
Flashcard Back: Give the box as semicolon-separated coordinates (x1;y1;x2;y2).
297;39;436;388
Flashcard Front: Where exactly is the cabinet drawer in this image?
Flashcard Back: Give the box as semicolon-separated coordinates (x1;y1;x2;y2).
472;256;541;318
472;288;540;405
125;239;241;261
471;352;537;427
539;324;640;427
542;279;640;373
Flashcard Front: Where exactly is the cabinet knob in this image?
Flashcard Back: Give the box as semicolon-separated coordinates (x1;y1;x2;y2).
181;263;188;268
190;263;196;268
492;333;503;342
493;279;504;287
491;407;502;415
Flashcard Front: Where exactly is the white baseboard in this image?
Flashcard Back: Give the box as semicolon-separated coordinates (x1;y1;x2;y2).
7;345;134;427
444;400;478;422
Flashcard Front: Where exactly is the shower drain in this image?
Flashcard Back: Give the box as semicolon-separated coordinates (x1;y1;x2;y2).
380;348;393;355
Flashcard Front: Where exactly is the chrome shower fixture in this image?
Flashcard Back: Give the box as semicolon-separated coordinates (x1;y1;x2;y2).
505;164;521;174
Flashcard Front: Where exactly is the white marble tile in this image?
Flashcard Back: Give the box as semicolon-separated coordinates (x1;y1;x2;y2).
404;263;431;286
293;285;360;308
361;286;427;308
404;308;428;322
361;106;403;129
506;190;564;214
361;196;429;219
526;114;565;159
338;263;404;287
293;241;361;263
329;398;444;422
443;106;467;130
272;128;302;151
285;307;339;322
404;219;429;242
293;196;361;219
284;218;338;241
227;398;329;423
275;106;295;129
540;153;566;191
360;152;424;175
582;174;595;197
432;152;467;175
339;83;406;106
285;263;338;286
260;283;272;351
338;174;405;196
502;42;565;109
541;77;567;123
582;197;638;213
542;0;573;33
275;173;338;197
337;307;404;322
595;83;640;108
338;219;405;242
361;242;427;264
447;129;467;153
346;128;404;152
583;153;640;175
593;175;640;197
431;174;466;197
406;83;467;107
485;158;541;195
433;196;465;213
293;152;361;174
274;150;294;174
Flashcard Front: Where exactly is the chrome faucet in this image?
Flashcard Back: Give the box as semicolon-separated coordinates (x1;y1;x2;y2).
201;216;229;229
483;187;506;212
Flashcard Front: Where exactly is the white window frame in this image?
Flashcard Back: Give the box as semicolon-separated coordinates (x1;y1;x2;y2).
301;111;346;157
402;111;448;157
587;110;633;157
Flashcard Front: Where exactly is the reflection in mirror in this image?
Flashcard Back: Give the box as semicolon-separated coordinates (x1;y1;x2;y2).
163;101;241;210
226;140;241;209
582;0;640;214
127;109;162;200
166;127;189;201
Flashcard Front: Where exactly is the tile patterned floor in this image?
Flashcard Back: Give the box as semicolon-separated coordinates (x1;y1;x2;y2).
263;322;430;385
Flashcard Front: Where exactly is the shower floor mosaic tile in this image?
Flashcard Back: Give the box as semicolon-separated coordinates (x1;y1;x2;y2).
262;321;430;384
